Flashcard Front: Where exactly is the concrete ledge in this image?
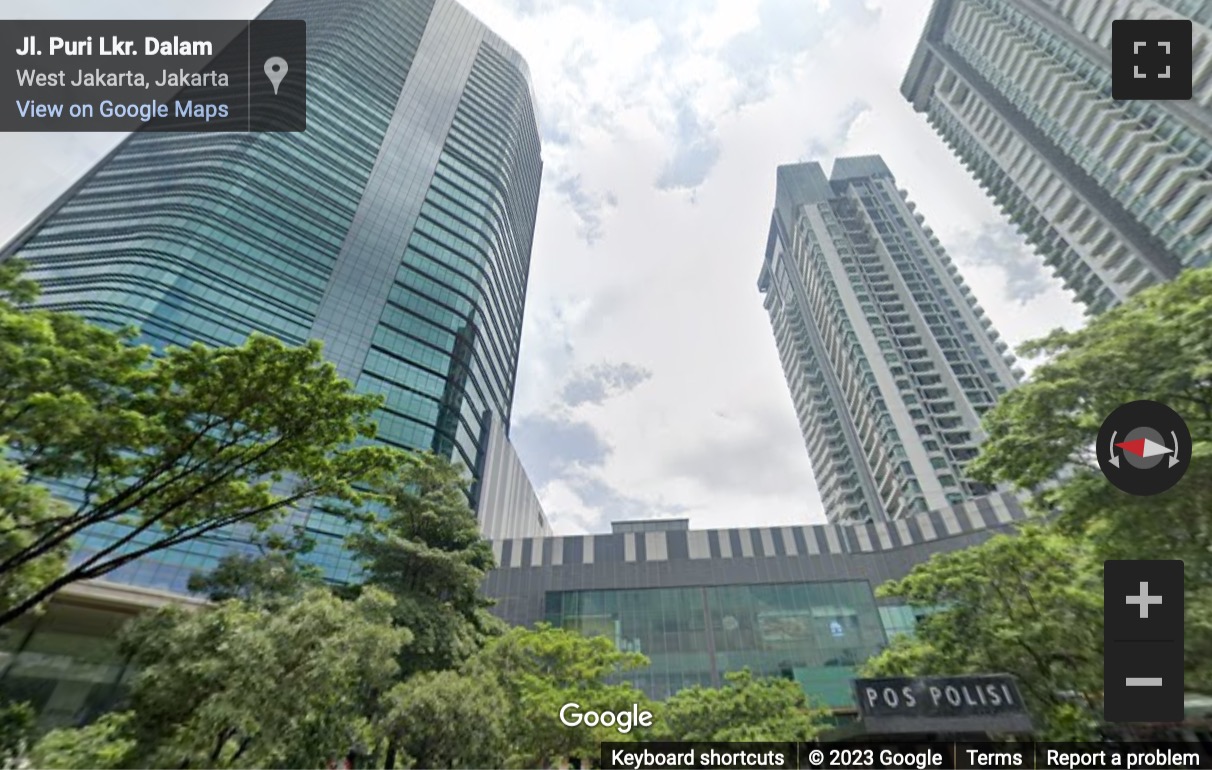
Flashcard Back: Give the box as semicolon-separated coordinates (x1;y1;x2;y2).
51;579;209;615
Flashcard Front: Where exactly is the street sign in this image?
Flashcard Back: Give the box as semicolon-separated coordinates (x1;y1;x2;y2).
856;674;1028;719
843;674;1035;737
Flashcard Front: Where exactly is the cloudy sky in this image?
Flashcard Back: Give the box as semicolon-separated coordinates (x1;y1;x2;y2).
1;0;1087;535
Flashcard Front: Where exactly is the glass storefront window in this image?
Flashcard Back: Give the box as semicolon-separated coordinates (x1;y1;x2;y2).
0;604;134;731
545;579;889;709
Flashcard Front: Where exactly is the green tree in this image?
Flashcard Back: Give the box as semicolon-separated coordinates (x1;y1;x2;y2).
379;670;511;769
470;623;655;769
0;700;36;768
969;266;1212;689
0;453;69;619
861;526;1104;739
656;669;831;741
32;588;409;769
347;452;504;679
0;260;407;626
187;538;323;610
28;713;135;770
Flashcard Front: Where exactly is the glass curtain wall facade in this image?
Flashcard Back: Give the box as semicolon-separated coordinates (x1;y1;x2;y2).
0;0;544;590
545;582;888;706
902;0;1212;313
757;156;1020;524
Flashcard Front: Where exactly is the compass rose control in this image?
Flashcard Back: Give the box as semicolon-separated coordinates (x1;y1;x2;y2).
1096;400;1191;496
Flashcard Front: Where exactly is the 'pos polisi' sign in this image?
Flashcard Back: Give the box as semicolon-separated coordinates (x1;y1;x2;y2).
851;675;1033;735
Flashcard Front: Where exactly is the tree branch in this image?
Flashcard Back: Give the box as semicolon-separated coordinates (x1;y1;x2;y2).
83;413;252;523
210;726;237;765
0;418;237;572
228;735;253;764
0;429;291;577
0;488;317;628
73;482;316;582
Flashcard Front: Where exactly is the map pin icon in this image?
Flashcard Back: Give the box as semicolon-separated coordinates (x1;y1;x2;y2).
264;57;288;95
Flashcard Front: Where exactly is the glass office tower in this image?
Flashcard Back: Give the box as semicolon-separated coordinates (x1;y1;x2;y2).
758;156;1021;524
903;0;1212;313
0;0;547;589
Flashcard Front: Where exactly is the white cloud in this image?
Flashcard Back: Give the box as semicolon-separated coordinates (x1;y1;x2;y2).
467;0;1086;533
0;0;1089;536
692;0;762;50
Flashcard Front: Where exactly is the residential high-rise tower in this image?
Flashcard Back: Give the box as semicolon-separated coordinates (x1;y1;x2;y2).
0;0;550;590
903;0;1212;313
758;156;1021;524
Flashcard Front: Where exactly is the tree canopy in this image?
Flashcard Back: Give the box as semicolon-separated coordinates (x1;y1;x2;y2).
0;453;70;620
374;627;838;768
971;266;1212;493
27;714;136;770
28;612;684;770
31;588;409;769
0;700;36;768
0;260;408;626
24;448;520;769
861;526;1104;739
185;548;323;609
347;452;503;679
377;669;511;770
968;266;1212;690
655;669;831;742
469;623;656;768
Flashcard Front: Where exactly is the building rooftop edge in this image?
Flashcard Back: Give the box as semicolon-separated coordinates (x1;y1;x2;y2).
505;492;1030;543
900;0;955;109
53;578;207;612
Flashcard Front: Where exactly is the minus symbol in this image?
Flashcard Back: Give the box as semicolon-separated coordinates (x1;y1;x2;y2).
1113;639;1177;643
1126;678;1163;687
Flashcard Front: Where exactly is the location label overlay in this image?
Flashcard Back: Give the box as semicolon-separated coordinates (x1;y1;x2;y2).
1;20;306;132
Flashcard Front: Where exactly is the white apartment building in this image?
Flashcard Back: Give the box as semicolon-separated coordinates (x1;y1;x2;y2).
903;0;1212;313
758;157;1022;524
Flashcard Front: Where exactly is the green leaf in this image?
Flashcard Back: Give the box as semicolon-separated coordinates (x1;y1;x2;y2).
654;669;832;742
968;265;1212;693
36;588;414;769
862;525;1104;739
0;260;415;626
347;452;502;678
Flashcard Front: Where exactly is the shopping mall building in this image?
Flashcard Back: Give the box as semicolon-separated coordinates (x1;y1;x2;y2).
0;492;1036;728
481;491;1030;708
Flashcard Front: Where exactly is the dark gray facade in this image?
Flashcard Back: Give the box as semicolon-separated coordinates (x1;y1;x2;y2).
483;491;1030;629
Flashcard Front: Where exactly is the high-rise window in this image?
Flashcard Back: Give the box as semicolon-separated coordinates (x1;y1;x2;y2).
757;156;1021;522
1;0;548;591
903;0;1212;312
